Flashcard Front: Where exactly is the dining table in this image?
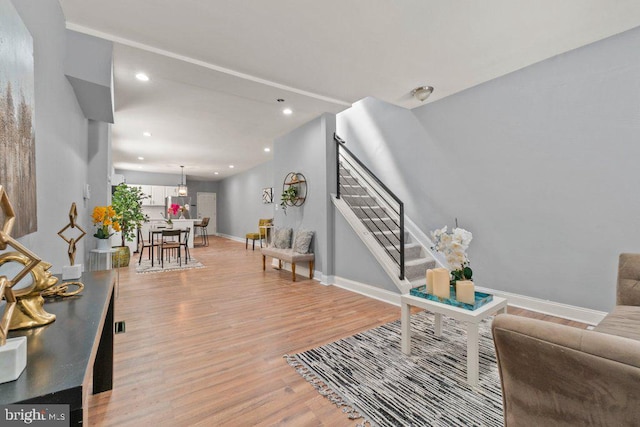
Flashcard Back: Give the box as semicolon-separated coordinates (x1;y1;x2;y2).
148;227;190;266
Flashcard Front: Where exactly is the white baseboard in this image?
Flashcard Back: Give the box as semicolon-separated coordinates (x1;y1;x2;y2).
330;276;401;306
216;233;246;244
326;276;606;326
475;285;606;326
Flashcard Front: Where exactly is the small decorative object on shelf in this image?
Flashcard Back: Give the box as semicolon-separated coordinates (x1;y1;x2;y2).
281;172;307;214
0;185;60;383
3;253;59;328
58;202;87;280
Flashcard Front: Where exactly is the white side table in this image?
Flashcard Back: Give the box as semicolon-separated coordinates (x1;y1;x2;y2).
400;293;508;387
259;225;274;247
89;249;116;271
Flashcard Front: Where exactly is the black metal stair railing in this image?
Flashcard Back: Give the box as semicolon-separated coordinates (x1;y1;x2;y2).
334;133;405;280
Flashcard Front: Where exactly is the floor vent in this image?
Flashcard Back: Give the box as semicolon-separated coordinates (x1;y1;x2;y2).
115;321;126;334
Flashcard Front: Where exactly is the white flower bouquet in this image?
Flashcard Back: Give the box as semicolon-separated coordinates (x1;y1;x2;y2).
430;226;473;282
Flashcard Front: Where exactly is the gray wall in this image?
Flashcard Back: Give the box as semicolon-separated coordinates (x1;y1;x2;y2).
11;0;92;272
87;120;112;208
217;160;274;239
273;113;336;277
338;26;640;311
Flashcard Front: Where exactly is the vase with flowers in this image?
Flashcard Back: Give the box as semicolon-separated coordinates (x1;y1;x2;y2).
167;203;181;226
92;205;120;250
430;226;473;283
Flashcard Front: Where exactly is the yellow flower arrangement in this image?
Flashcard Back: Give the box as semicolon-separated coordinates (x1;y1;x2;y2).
92;205;121;239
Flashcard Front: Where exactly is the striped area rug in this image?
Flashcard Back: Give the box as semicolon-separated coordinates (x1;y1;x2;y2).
285;311;503;426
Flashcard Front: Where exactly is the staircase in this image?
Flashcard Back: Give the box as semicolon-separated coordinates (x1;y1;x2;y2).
334;134;436;293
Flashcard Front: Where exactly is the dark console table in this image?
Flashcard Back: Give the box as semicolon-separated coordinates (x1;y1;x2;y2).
1;270;115;425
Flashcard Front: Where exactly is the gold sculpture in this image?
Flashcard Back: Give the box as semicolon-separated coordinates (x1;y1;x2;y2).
0;276;16;346
57;202;86;266
0;253;57;330
0;185;58;336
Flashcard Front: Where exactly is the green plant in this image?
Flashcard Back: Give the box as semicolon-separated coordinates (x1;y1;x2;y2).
112;183;149;246
280;185;298;214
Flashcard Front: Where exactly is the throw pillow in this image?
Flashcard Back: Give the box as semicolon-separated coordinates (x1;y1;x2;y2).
273;227;292;249
293;229;314;254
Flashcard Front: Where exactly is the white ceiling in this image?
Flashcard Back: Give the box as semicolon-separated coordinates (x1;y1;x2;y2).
59;0;640;180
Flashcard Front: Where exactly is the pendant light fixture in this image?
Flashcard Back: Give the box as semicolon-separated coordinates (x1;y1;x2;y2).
178;165;188;196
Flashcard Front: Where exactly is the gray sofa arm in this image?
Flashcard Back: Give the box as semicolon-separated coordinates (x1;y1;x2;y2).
617;253;640;306
492;314;640;426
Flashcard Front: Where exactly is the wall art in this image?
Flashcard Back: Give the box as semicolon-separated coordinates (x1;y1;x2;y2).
0;1;36;238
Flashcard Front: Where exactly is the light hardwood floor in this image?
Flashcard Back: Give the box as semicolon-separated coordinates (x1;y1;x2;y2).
88;236;587;426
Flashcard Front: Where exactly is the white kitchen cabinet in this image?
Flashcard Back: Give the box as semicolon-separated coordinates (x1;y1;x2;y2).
151;186;166;205
139;185;153;205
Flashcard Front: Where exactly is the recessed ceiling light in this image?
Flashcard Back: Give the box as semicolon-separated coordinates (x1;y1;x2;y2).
264;148;271;152
138;156;144;160
138;166;143;169
283;108;293;115
214;172;219;175
229;165;234;168
143;131;152;137
136;73;150;82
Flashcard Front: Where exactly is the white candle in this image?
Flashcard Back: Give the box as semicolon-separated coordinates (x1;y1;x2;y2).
426;269;434;293
433;269;450;299
456;280;475;304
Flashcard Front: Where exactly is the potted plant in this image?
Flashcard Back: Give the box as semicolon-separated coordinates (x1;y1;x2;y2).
91;205;120;251
280;185;298;214
111;183;149;267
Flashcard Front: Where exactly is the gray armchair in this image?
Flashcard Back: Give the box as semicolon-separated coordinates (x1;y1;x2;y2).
491;253;640;426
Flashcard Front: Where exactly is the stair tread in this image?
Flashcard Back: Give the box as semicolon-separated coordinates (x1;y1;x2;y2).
372;230;401;236
405;257;434;266
387;241;420;248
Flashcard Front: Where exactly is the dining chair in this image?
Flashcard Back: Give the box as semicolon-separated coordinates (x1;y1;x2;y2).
180;228;191;264
245;218;272;250
138;228;158;266
160;229;183;267
194;217;210;246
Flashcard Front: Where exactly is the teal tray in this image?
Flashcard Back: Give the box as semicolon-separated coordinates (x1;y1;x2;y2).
410;285;493;311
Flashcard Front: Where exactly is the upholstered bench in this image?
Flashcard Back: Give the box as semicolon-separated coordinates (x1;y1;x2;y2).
261;247;314;282
261;227;315;282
